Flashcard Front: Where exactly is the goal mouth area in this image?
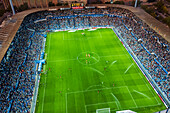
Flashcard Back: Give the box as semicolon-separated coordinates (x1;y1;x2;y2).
96;108;110;113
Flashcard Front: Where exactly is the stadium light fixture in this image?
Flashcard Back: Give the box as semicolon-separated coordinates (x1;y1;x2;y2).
134;0;138;7
9;0;15;15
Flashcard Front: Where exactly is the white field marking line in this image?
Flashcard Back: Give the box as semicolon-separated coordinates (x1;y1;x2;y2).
125;86;138;108
43;54;47;73
133;90;151;100
85;102;117;113
111;30;129;53
132;65;160;104
124;63;134;74
67;86;127;94
48;58;76;62
41;33;52;113
85;105;87;113
91;56;99;62
109;102;119;111
96;108;114;113
86;67;104;76
114;102;119;111
96;108;111;111
109;60;117;68
118;39;160;105
110;93;121;109
98;30;103;38
99;54;126;58
138;73;160;104
65;93;68;113
86;85;108;91
124;50;160;104
86;101;116;107
113;30;160;105
116;40;160;105
63;31;64;40
110;103;161;112
130;103;161;109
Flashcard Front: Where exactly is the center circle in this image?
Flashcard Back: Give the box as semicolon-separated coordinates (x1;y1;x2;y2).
77;52;100;65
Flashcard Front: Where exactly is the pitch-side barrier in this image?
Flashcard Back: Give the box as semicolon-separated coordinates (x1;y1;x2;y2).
30;37;46;113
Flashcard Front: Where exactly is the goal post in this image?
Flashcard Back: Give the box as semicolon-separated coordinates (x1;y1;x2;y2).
96;108;110;113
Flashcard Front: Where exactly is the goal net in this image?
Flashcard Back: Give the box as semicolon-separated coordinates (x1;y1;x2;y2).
96;108;110;113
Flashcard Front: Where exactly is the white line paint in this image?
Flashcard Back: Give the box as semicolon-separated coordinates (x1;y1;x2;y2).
98;30;103;38
67;86;127;94
109;60;117;68
100;54;126;58
86;85;108;91
112;28;160;105
86;101;116;107
65;93;68;113
124;63;133;74
126;86;138;107
130;103;161;109
138;73;160;104
86;67;104;76
133;90;151;99
132;65;160;104
85;105;87;113
110;93;121;109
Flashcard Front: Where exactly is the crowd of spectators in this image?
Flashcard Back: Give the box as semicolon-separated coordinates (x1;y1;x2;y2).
0;19;44;112
0;7;169;112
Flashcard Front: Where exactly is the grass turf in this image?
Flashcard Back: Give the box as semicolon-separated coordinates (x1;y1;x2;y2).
35;28;166;113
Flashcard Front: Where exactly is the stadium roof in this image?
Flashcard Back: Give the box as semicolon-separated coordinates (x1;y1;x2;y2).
0;4;169;63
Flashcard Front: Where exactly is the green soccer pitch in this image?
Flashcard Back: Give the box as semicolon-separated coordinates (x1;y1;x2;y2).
35;28;166;113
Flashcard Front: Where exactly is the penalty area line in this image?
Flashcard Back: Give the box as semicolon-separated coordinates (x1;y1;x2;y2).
67;86;127;94
125;86;138;108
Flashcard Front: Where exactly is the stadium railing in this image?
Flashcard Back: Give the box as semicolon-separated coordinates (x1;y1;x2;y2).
30;71;40;113
112;27;170;108
30;38;46;113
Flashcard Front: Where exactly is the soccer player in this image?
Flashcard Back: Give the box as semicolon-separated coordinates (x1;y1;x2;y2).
98;90;99;94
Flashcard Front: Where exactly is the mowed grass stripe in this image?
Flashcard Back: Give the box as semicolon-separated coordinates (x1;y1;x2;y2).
35;28;166;113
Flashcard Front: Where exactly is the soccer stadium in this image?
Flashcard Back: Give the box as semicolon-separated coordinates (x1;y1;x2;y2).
0;1;170;113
